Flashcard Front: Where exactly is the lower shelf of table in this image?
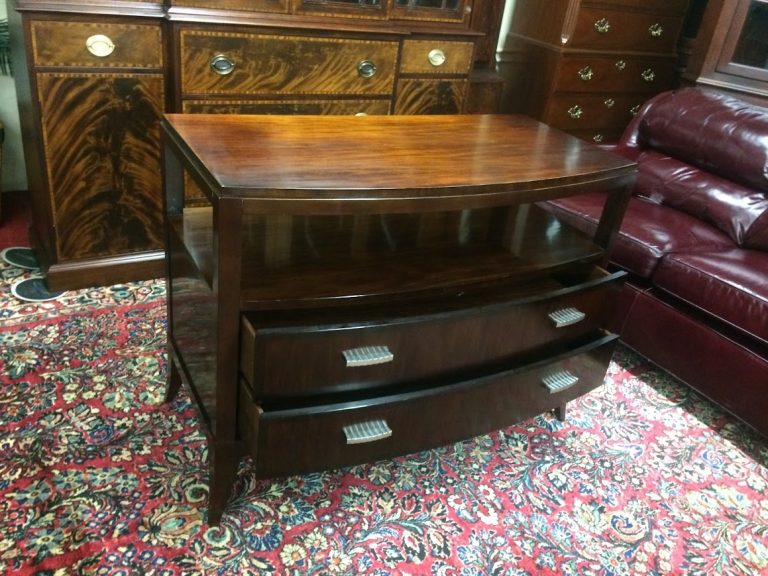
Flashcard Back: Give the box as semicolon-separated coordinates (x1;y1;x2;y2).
237;332;617;479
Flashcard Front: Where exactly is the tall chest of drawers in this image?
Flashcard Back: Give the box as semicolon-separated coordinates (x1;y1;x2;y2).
499;0;690;144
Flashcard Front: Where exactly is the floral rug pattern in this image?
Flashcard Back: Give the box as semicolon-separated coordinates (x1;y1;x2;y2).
1;261;767;575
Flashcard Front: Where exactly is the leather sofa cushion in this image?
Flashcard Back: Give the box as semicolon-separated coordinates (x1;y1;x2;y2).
545;194;734;278
653;249;768;345
632;88;768;194
632;150;768;250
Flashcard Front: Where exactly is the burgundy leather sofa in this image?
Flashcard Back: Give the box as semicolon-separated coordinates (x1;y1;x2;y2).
544;87;768;437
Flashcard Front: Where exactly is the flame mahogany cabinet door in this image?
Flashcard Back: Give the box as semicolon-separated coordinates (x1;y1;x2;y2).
9;3;167;290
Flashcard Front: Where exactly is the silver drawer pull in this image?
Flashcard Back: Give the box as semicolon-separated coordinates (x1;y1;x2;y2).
548;307;586;328
342;345;394;367
344;419;392;444
542;370;579;393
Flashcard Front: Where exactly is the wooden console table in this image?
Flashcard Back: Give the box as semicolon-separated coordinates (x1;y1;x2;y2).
161;114;636;524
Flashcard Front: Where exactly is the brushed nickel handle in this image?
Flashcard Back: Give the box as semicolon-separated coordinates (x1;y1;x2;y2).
648;23;664;37
548;307;586;328
594;18;611;34
344;419;392;444
630;104;641;116
428;48;447;67
357;59;378;78
604;98;615;108
615;60;627;71
578;66;594;81
542;370;579;393
85;34;115;57
593;134;604;143
343;345;393;367
641;68;656;82
567;105;583;120
210;54;236;75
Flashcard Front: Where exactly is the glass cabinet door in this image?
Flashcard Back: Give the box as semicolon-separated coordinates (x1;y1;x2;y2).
391;0;470;23
717;0;768;81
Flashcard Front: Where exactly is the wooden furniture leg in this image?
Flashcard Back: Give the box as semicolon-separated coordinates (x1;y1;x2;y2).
554;404;567;421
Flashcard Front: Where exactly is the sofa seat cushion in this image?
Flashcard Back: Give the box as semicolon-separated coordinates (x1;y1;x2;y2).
653;249;768;345
545;195;734;279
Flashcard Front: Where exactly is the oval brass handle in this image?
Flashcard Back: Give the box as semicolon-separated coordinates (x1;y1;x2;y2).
357;59;377;78
648;23;664;37
604;98;615;108
594;18;611;34
641;68;656;82
85;34;115;58
210;54;236;75
542;370;579;393
593;134;604;143
578;66;594;81
630;104;641;116
567;105;583;120
615;60;627;71
427;48;446;67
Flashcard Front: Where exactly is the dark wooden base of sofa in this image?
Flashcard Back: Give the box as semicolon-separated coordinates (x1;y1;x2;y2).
619;288;768;438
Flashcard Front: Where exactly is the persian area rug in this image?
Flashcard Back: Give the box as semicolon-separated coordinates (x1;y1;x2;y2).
1;262;767;576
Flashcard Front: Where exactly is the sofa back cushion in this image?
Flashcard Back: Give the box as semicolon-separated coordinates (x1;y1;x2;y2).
620;88;768;250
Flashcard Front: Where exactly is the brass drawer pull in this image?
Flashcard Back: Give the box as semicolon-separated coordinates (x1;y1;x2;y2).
594;18;611;34
615;60;627;71
344;419;392;445
210;54;236;76
357;59;378;78
548;307;586;327
85;34;115;58
567;105;583;120
578;66;594;81
630;104;641;116
342;345;394;367
641;68;656;82
542;370;579;393
593;134;604;143
604;98;615;108
428;49;446;67
648;23;664;37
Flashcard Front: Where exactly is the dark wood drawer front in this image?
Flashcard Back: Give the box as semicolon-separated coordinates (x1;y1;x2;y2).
180;30;399;96
570;8;684;53
555;56;678;94
241;334;617;479
240;269;623;398
31;21;163;68
182;98;391;115
545;94;645;132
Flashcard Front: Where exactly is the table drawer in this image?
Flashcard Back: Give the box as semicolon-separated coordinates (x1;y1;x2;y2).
240;333;617;478
180;30;399;96
399;40;475;75
569;7;684;53
31;20;163;68
240;268;624;399
555;55;678;94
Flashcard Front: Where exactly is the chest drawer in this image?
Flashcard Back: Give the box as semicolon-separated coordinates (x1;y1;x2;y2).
555;55;678;94
180;30;399;96
240;333;617;479
240;269;624;399
31;21;163;68
399;40;475;75
545;94;646;133
568;7;684;53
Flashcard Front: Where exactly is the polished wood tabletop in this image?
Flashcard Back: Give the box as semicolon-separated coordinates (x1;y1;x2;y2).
162;113;637;203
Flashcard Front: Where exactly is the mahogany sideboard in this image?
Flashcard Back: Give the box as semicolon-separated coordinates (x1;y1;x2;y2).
161;113;636;524
9;0;505;290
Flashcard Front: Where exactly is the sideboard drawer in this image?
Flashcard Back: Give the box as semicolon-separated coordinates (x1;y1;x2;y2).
240;269;624;399
180;30;399;96
31;21;163;68
240;333;617;479
399;40;475;75
182;98;391;115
